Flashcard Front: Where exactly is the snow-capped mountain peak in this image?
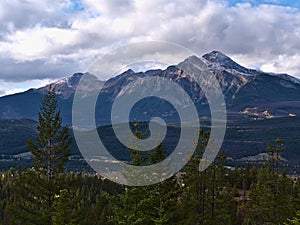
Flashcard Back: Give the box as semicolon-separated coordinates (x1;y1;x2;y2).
31;51;300;102
202;50;231;63
202;51;257;75
37;72;102;99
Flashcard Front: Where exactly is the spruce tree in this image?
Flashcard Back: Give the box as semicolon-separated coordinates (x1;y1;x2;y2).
52;189;78;225
242;140;294;225
7;88;71;225
108;123;179;225
28;87;71;179
180;129;237;225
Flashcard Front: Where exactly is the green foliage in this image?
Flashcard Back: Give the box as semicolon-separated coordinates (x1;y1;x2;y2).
108;123;179;225
285;211;300;225
6;89;72;225
241;139;294;225
2;170;122;225
0;114;300;225
27;88;71;178
7;169;53;224
179;129;238;225
52;189;79;225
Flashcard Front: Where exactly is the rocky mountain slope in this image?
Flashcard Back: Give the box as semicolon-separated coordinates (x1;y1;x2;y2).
0;51;299;169
1;51;299;125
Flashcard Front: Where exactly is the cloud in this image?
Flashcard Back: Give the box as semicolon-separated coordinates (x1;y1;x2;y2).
82;0;134;16
0;89;5;96
0;56;79;82
88;41;194;80
0;79;54;97
0;0;300;94
0;0;73;33
260;54;300;75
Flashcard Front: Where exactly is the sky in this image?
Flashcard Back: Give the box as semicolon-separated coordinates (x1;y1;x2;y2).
0;0;300;96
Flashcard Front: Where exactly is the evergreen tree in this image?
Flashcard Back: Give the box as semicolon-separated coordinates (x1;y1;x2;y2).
108;123;179;225
28;87;71;179
179;129;210;224
179;129;237;225
292;178;300;215
242;139;294;225
0;169;15;225
52;189;78;225
7;88;71;225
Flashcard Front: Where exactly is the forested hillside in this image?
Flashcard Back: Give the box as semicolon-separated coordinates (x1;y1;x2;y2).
1;136;300;224
0;78;299;225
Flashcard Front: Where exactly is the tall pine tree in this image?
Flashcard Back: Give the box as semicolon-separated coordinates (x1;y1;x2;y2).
242;139;294;225
28;87;71;179
7;88;71;225
108;122;179;225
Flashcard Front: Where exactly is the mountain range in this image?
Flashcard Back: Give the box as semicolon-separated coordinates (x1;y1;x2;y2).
1;51;300;124
0;51;299;171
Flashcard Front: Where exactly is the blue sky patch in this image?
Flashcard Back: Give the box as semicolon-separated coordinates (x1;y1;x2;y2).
64;0;84;13
227;0;300;8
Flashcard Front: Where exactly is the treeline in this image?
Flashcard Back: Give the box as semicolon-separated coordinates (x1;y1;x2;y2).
0;90;300;225
1;136;300;224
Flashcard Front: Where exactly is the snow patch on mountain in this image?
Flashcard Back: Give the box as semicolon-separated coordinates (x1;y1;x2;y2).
37;72;103;99
33;51;299;104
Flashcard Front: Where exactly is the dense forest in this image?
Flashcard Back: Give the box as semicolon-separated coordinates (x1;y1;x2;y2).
0;91;300;225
